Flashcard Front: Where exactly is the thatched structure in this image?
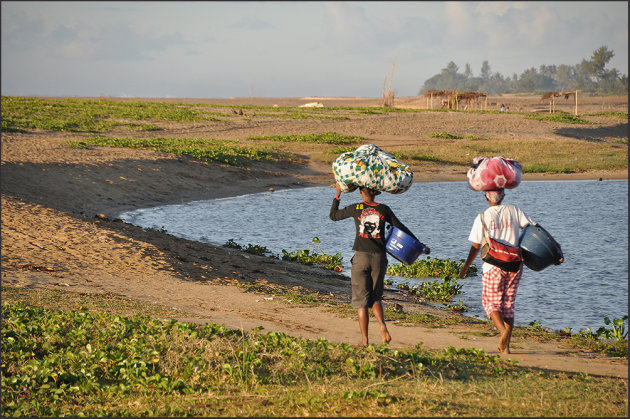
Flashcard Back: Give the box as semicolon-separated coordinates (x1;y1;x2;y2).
424;90;456;109
423;90;487;110
541;90;580;115
454;91;488;111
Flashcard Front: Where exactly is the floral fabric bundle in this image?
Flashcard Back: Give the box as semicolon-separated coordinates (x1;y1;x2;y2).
332;144;413;194
467;156;522;191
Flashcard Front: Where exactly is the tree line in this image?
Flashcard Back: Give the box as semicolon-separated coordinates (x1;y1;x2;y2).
419;46;627;95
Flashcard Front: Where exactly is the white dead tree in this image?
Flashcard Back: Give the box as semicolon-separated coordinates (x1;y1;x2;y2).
382;61;396;108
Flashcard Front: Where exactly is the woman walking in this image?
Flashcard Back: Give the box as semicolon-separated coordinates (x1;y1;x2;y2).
459;189;536;354
330;183;428;346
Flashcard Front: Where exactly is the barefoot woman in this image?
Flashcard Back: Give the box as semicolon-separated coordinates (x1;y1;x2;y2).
459;189;541;354
330;183;427;346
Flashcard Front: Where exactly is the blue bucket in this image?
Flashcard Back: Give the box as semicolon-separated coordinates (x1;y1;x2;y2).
385;226;426;265
519;224;563;271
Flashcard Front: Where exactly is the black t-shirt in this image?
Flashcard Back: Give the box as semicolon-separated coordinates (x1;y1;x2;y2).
330;197;417;253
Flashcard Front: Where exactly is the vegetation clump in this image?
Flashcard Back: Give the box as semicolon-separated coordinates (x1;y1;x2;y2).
412;276;464;303
223;239;275;257
526;113;592;124
68;136;293;166
0;97;223;132
222;237;343;272
281;237;343;272
2;300;626;417
247;132;365;145
387;257;477;278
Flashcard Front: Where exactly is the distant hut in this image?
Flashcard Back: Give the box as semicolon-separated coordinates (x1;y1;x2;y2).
424;90;456;109
424;90;487;110
454;91;488;111
541;90;580;115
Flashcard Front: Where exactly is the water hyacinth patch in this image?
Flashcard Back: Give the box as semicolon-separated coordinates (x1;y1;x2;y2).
281;237;343;272
387;257;477;278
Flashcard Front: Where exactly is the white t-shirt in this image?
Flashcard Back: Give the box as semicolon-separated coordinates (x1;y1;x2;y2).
468;204;535;273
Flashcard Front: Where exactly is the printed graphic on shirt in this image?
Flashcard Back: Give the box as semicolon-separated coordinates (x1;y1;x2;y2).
489;219;513;230
358;208;385;238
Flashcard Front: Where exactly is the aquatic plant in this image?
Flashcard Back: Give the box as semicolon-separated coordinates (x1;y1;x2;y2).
448;299;470;313
281;237;343;272
412;276;464;303
222;239;274;257
576;316;629;342
597;316;628;341
387;257;477;278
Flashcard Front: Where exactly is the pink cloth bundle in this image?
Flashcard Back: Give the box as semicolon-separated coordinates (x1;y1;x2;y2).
467;156;522;191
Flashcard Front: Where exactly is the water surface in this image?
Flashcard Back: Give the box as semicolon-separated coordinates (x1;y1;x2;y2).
119;180;628;333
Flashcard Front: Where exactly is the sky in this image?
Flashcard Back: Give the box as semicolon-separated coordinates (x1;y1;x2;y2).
1;1;628;98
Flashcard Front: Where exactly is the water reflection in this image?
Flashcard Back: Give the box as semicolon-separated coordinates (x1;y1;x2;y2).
119;180;628;332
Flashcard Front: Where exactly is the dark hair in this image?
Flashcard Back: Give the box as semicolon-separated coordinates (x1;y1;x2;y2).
359;186;380;195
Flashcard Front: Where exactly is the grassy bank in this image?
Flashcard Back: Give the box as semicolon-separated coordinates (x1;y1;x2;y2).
2;286;627;417
2;96;627;173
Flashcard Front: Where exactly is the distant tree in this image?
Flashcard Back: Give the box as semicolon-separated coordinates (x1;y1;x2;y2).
418;46;626;95
480;60;491;81
419;61;468;92
620;74;628;92
575;60;595;91
517;67;538;92
589;46;615;81
464;63;473;78
538;64;557;91
555;64;575;91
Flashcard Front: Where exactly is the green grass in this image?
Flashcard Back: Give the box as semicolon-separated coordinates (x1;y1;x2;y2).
0;97;226;132
246;132;366;145
2;294;626;417
583;112;629;118
399;137;626;173
323;137;626;174
525;113;593;124
67;136;295;166
3;96;626;174
428;132;480;140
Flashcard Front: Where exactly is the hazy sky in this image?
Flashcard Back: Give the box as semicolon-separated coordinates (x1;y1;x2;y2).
2;1;627;98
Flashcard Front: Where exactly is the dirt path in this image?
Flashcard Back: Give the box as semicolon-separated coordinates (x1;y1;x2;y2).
1;97;627;379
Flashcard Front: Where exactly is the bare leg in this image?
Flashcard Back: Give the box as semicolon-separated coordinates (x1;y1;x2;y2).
502;317;514;354
372;301;391;343
490;311;510;354
357;308;369;346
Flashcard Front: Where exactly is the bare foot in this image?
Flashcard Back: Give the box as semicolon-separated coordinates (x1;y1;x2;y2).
380;325;391;344
497;331;511;354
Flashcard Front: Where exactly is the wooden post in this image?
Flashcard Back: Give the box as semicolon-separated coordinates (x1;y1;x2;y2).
575;90;578;115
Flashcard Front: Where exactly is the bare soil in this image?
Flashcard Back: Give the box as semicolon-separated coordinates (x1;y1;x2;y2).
1;95;627;379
